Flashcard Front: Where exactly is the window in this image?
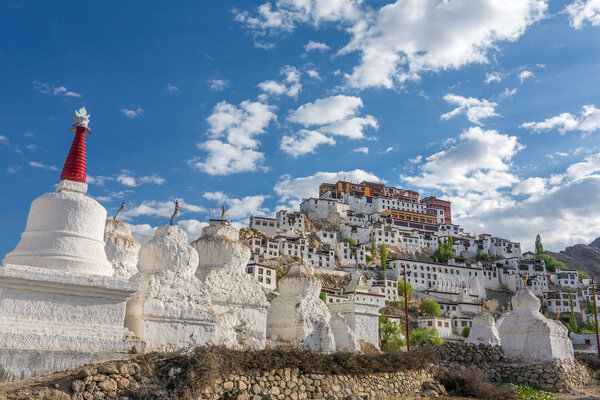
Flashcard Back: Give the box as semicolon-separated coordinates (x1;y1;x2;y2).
247;267;253;273
259;268;263;274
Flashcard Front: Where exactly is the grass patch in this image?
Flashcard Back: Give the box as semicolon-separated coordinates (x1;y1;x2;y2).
515;385;558;400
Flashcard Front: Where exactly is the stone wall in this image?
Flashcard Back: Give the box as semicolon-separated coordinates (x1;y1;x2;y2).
431;341;595;392
0;360;438;400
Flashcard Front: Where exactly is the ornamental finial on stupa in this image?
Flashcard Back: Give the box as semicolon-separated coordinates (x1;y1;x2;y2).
70;106;92;134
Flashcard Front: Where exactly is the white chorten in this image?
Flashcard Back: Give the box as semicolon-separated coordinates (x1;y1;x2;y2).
3;180;113;276
498;287;574;363
125;225;218;351
465;312;501;346
104;219;140;279
0;108;141;382
267;262;336;353
191;221;269;350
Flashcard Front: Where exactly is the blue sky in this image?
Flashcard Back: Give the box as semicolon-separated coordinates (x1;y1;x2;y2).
1;0;600;254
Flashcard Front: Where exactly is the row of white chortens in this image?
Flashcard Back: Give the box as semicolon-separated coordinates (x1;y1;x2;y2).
0;109;577;381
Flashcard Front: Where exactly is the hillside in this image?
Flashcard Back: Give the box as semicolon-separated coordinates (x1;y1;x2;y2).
547;237;600;276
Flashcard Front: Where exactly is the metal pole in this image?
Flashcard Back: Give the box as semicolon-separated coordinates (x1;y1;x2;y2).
592;277;600;361
404;263;410;351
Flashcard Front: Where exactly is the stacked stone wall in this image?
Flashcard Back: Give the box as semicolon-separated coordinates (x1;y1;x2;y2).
432;341;595;392
0;360;437;400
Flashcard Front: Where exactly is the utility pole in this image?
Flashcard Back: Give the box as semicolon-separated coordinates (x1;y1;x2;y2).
592;277;600;361
403;263;410;351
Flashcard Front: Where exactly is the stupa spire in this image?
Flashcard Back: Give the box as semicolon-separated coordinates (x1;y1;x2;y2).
60;106;91;183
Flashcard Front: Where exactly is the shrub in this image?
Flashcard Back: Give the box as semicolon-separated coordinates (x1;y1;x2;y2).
379;315;406;351
579;269;590;282
461;326;471;338
319;291;326;302
439;367;516;400
365;254;373;262
420;299;442;316
397;280;412;298
380;244;388;273
341;237;356;245
515;385;557;400
409;327;442;346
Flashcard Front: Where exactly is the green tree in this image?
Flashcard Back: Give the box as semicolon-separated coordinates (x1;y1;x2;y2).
434;237;456;263
535;234;544;258
461;326;471;338
539;253;565;273
398;280;413;298
319;291;327;303
371;241;377;257
587;300;596;315
475;249;489;261
342;237;356;245
379;315;406;351
420;299;442;316
409;327;442;346
566;289;580;333
380;244;388;273
579;269;590;282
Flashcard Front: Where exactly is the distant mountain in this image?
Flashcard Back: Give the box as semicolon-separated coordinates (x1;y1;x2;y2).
546;237;600;277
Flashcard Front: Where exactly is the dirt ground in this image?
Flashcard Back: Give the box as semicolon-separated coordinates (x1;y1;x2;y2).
397;386;600;399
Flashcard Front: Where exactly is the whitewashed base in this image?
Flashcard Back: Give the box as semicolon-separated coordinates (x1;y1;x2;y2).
0;349;131;382
0;264;141;381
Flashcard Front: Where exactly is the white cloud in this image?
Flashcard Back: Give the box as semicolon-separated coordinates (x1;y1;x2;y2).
485;72;503;84
193;100;277;175
0;135;8;144
86;175;113;185
130;223;157;244
352;146;369;154
203;191;270;221
403;127;524;194
382;146;395;154
28;161;58;171
32;81;82;97
341;0;546;89
512;177;547;196
120;108;144;118
166;84;179;94
499;88;517;98
122;199;207;220
282;95;377;156
566;153;600;181
7;166;20;174
280;130;335;157
234;0;362;35
208;79;230;91
441;94;499;125
258;66;301;98
274;169;382;209
306;69;321;80
565;0;600;29
290;95;363;125
409;155;422;164
177;219;209;242
303;40;330;52
116;173;165;187
518;70;535;83
192;141;267;175
520;105;600;135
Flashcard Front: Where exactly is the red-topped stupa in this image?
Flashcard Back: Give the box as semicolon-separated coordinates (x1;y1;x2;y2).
60;106;91;183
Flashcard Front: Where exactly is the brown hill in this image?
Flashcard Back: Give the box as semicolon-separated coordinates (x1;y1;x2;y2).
546;237;600;277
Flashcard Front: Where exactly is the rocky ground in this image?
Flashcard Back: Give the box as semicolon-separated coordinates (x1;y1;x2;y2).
547;237;600;277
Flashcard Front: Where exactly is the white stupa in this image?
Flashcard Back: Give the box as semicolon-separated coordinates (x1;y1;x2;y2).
0;108;141;382
465;312;501;346
104;218;140;279
498;287;574;363
192;220;269;350
125;225;218;351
